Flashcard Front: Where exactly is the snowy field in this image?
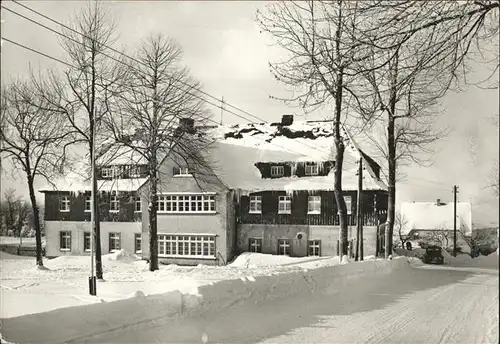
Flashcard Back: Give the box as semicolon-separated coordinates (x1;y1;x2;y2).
1;249;497;344
0;250;341;319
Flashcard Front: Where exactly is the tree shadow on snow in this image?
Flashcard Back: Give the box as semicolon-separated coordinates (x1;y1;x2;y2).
77;266;478;344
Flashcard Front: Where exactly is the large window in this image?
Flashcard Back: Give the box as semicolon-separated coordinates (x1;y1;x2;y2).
249;195;262;214
135;196;141;212
158;235;216;258
84;232;91;252
59;231;71;251
308;240;321;256
109;232;121;252
110;191;120;212
308;196;321;214
278;239;291;255
157;194;215;213
249;238;262;253
270;165;284;177
305;162;319;176
84;196;91;212
59;196;70;212
135;233;142;254
278;195;291;214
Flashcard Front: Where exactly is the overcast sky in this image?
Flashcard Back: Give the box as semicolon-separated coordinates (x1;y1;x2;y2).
1;1;498;227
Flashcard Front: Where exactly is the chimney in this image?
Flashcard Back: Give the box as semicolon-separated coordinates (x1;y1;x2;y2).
281;114;293;126
436;199;441;206
179;118;195;134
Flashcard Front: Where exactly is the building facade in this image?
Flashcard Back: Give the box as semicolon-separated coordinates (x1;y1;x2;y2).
41;116;389;264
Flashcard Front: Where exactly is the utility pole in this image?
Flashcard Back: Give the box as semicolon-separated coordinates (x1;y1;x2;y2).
220;96;224;125
453;185;459;257
355;157;363;261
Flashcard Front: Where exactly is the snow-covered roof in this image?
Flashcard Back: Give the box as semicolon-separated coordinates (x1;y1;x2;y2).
97;145;147;166
39;175;148;193
401;201;473;236
40;120;387;193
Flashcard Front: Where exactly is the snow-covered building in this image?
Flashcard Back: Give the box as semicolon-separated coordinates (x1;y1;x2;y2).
39;145;148;258
401;199;473;252
40;115;389;264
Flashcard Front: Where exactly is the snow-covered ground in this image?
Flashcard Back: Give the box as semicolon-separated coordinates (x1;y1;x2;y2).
0;250;342;319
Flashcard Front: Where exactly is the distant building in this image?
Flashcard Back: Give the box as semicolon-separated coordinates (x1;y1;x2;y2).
401;199;473;252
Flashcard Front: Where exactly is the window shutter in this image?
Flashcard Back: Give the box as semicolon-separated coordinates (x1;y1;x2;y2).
60;231;63;247
109;234;112;251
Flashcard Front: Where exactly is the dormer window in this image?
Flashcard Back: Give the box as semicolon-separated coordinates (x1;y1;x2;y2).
173;166;191;176
271;165;284;177
129;166;141;178
305;162;319;176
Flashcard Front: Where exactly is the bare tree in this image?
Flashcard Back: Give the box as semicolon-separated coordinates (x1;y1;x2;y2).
256;1;377;257
0;189;30;237
0;80;69;266
33;2;124;278
343;0;499;258
104;34;212;271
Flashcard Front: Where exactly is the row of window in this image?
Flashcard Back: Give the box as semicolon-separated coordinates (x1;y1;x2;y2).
58;194;216;214
101;165;143;179
59;194;141;213
58;232;215;258
248;238;321;256
270;163;320;177
157;195;215;213
59;231;142;254
249;195;352;215
158;235;215;257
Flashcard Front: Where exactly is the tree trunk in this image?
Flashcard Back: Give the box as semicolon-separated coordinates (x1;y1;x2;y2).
386;116;396;258
148;153;159;271
385;50;399;259
27;175;43;266
334;68;348;257
93;174;103;279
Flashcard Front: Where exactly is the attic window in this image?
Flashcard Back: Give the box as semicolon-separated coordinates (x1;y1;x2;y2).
271;165;284;177
305;163;319;176
101;167;114;178
173;166;192;176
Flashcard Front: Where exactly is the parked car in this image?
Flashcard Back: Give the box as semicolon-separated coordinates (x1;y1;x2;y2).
423;245;444;265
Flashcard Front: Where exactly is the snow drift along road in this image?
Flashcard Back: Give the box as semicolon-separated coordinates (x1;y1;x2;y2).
0;257;412;344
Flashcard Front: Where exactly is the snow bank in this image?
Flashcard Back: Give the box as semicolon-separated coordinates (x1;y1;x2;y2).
0;256;412;344
1;290;199;344
229;252;330;268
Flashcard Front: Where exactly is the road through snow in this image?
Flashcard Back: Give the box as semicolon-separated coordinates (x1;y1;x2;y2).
65;264;498;344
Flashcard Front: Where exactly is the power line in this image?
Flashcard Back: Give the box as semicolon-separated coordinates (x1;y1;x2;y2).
0;35;305;156
9;0;264;124
4;1;327;156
